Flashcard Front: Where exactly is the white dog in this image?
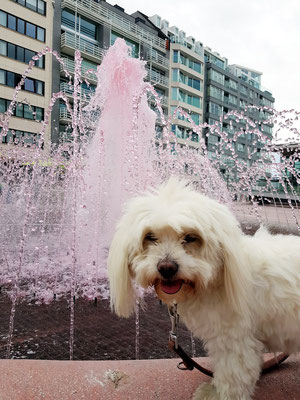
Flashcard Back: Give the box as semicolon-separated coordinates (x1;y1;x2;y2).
108;178;300;400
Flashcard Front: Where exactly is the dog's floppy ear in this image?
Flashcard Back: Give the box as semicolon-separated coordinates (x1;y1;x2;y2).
107;224;136;318
221;233;253;321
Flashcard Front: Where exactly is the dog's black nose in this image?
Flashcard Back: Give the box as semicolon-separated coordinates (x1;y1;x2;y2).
157;259;178;279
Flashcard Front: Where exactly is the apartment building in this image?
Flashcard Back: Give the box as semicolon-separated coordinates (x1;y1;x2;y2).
51;0;169;143
204;47;275;175
150;14;205;148
0;0;54;151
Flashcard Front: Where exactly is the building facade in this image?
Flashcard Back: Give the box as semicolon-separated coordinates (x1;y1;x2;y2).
0;0;54;152
0;0;276;172
203;47;275;181
150;14;205;148
51;0;169;144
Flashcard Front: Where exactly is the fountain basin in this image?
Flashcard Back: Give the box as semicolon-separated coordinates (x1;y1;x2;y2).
0;355;299;399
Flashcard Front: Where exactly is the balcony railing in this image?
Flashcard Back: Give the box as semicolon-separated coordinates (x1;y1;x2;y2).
146;50;169;69
60;58;98;83
61;0;167;51
61;31;103;61
147;70;169;88
59;107;72;122
60;82;94;102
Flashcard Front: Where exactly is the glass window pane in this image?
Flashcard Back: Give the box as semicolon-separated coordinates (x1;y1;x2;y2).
25;49;35;64
80;17;97;40
0;11;7;27
16;46;25;62
16;103;24;117
24;78;34;92
14;131;22;145
17;19;25;34
35;55;44;68
0;70;5;85
36;27;45;42
8;15;17;31
26;22;36;38
26;0;37;12
6;130;14;144
18;0;26;5
35;107;43;121
7;43;16;59
37;0;46;15
0;40;7;56
35;80;44;95
7;72;15;87
24;104;34;119
0;98;6;113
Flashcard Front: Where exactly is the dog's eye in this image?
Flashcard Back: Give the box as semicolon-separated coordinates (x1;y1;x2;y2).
144;233;158;242
183;235;198;244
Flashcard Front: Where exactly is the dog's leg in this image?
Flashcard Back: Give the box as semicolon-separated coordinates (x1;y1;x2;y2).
193;334;263;400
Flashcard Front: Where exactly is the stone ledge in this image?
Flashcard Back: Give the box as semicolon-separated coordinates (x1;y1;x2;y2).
0;355;299;399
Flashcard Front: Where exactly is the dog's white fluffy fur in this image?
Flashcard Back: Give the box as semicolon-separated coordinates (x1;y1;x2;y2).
108;178;300;400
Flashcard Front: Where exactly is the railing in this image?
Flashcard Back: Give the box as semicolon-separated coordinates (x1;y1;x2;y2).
61;0;167;51
147;70;169;87
59;107;72;121
61;31;103;60
146;50;169;69
60;82;94;101
60;58;98;83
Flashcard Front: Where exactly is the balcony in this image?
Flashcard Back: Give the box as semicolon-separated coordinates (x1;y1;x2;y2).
60;82;94;102
59;107;72;123
61;31;103;62
60;58;98;84
61;0;167;52
147;70;169;88
146;50;169;70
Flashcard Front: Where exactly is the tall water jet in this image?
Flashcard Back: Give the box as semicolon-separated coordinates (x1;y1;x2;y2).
75;38;158;282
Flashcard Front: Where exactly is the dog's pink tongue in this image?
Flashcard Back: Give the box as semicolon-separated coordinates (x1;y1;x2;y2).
160;279;183;295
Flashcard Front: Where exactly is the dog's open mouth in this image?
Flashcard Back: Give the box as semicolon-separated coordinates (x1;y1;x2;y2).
159;279;183;295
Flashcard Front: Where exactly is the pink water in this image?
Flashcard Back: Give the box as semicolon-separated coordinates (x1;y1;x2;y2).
0;38;299;358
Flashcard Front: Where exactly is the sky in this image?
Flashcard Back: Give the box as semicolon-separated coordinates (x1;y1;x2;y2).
116;0;300;112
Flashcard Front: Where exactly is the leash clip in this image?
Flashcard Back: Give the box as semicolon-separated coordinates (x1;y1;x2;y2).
168;302;179;349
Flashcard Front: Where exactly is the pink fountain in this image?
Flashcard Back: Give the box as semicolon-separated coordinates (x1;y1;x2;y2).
0;39;299;360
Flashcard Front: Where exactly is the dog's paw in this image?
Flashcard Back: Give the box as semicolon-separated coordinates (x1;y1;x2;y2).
192;383;219;400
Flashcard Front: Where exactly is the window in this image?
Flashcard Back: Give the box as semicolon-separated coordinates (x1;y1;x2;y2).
0;98;5;113
0;70;5;85
13;0;46;15
17;46;25;62
0;40;7;56
8;14;16;30
37;0;46;15
0;11;7;27
209;69;225;85
35;80;44;95
2;129;41;147
24;78;35;92
7;43;15;59
7;72;15;87
209;101;222;116
26;22;36;38
16;103;23;117
25;49;35;63
0;98;44;121
0;69;44;94
0;40;44;68
173;50;178;63
0;11;45;42
17;19;25;34
36;26;45;42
